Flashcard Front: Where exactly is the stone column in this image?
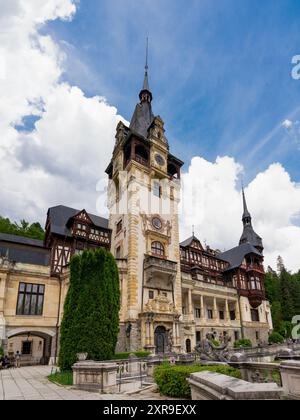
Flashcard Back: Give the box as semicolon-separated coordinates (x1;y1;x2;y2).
225;300;230;323
150;321;155;347
188;288;193;319
200;295;205;321
235;300;240;321
213;297;218;321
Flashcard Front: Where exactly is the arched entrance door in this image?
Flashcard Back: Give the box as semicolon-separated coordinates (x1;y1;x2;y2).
7;330;54;365
186;339;191;353
154;326;167;354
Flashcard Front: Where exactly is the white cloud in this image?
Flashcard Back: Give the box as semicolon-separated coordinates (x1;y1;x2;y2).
0;0;299;274
180;158;300;273
282;119;293;129
0;0;125;222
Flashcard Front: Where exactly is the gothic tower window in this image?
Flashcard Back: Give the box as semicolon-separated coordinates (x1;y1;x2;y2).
135;144;149;166
151;241;165;257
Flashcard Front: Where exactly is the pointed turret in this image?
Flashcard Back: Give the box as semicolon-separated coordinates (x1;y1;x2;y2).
239;188;263;252
130;38;154;138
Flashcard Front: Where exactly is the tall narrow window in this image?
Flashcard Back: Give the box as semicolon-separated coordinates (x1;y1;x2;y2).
16;283;45;316
151;241;165;257
116;220;122;234
153;181;162;198
116;246;121;259
251;309;260;322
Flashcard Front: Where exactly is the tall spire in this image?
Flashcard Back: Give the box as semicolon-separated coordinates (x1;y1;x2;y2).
242;187;251;222
142;37;150;91
239;187;263;252
130;38;154;137
139;37;152;102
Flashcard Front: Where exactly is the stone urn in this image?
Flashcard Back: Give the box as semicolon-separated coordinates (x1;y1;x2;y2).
77;353;88;362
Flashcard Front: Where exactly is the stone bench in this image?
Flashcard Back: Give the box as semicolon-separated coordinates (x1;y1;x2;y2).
188;371;283;400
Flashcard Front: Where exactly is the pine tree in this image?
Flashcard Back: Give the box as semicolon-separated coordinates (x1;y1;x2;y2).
280;269;295;322
58;248;120;371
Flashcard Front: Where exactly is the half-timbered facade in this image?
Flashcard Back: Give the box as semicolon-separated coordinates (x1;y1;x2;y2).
44;206;111;276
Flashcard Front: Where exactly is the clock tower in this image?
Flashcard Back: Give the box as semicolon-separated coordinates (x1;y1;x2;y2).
106;56;184;353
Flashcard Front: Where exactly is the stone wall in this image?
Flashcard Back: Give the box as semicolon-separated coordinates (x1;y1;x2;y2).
188;371;283;400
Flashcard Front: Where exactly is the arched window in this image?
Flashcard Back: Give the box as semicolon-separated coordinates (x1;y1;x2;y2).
151;241;165;257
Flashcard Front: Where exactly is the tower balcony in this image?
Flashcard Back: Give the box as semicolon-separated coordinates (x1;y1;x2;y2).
144;255;177;283
246;264;265;274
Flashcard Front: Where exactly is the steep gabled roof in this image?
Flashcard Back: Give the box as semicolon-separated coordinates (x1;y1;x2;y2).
47;205;109;238
180;235;203;248
218;243;262;271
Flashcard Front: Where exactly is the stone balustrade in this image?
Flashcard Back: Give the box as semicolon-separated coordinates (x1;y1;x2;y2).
280;361;300;399
72;361;118;393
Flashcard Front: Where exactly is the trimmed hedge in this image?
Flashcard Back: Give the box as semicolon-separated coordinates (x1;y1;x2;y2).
154;364;241;399
269;332;285;344
234;338;253;349
111;351;151;360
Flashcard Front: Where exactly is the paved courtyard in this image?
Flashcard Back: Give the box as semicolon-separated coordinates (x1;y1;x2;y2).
0;366;167;400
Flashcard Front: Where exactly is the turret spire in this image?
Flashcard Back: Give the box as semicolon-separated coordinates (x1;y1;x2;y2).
129;39;154;137
239;187;263;252
142;37;150;91
242;187;251;222
139;37;152;102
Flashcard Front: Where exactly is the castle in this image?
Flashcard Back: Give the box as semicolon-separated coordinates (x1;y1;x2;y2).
0;61;272;364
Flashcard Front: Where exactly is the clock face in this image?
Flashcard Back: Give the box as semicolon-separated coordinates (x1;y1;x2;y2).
152;217;162;230
155;154;165;166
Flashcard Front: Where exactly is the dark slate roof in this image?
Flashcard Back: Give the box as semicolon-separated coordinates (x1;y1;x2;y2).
218;243;262;271
0;233;44;248
129;101;154;138
0;233;49;266
239;225;263;249
180;235;200;248
47;205;109;237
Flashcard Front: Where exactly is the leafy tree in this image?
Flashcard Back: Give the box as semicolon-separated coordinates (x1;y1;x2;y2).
0;216;44;240
58;248;120;371
268;332;285;344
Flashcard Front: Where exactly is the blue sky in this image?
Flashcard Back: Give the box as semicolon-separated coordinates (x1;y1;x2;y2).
43;0;300;184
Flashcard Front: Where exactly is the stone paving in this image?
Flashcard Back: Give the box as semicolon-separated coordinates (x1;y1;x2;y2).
0;366;168;400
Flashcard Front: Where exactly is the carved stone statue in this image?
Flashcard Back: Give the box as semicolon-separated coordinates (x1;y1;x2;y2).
195;333;231;362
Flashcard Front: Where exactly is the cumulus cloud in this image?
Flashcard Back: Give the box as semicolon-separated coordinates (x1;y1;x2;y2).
282;119;293;129
180;158;300;273
0;0;125;222
0;0;299;273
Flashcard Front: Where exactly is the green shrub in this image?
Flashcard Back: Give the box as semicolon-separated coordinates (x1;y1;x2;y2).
269;332;285;344
0;346;4;357
154;364;241;399
234;339;253;348
111;351;151;360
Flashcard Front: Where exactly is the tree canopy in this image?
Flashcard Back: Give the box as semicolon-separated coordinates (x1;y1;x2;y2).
0;216;44;240
58;248;120;371
265;257;300;337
